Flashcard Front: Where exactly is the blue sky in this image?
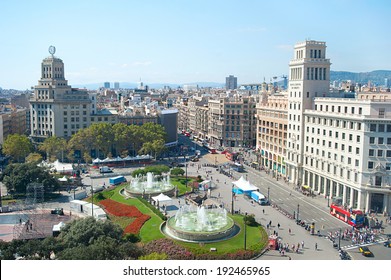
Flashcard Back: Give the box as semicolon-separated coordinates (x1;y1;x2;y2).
1;0;390;89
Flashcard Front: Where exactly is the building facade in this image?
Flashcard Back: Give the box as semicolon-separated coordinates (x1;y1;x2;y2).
225;75;238;90
283;40;391;213
256;92;288;176
0;107;29;144
208;96;257;147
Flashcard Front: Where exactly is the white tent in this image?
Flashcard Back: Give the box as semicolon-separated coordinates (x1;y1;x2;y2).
152;193;172;203
93;158;102;164
58;176;68;182
232;176;258;192
52;221;65;232
51;160;73;173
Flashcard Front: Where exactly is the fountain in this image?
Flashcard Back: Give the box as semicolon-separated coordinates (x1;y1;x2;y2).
162;204;238;243
124;172;176;197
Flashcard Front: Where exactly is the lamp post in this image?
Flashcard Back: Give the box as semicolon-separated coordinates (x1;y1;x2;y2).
91;178;94;218
0;182;2;208
297;204;300;222
231;184;235;214
244;212;247;250
338;228;342;250
185;154;188;190
267;186;270;202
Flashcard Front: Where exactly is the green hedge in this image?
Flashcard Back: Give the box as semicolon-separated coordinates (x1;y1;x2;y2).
137;197;167;220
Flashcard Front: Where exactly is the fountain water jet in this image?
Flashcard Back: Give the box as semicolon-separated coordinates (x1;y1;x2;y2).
124;172;175;197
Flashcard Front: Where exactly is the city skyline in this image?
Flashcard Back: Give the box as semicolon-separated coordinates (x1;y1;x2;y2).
1;0;391;90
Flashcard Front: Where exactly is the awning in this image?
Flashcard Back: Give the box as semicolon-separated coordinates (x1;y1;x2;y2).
152;193;172;203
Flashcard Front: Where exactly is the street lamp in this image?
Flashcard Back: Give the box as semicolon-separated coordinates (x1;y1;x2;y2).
0;183;2;208
297;204;300;222
231;184;235;214
244;212;247;250
267;186;270;202
338;228;342;250
91;178;94;218
185;154;188;190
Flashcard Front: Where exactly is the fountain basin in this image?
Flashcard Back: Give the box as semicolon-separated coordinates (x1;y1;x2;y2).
162;205;238;243
124;172;176;197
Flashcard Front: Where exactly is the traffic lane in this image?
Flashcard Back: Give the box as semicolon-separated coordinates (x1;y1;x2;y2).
239;168;348;230
348;243;391;260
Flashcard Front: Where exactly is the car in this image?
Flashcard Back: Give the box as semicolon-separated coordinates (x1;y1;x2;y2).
259;199;270;206
358;246;373;257
51;208;64;215
384;241;391;248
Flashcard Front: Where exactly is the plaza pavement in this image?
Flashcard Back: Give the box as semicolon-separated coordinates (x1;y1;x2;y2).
165;153;390;260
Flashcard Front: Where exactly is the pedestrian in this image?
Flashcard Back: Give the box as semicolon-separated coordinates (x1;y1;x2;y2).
277;223;280;229
315;243;318;250
262;209;265;214
289;228;291;234
301;241;305;248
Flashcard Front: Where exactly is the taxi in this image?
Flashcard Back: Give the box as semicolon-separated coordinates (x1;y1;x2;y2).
358;246;373;257
384;241;391;248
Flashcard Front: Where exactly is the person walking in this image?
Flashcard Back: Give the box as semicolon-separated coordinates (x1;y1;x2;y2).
315;243;318;250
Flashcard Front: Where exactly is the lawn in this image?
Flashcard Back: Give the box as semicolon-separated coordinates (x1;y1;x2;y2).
89;183;268;256
170;176;197;195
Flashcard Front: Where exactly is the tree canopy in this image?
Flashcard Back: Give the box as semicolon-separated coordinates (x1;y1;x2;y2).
0;162;59;195
67;122;167;162
0;217;144;260
38;136;67;161
2;134;32;163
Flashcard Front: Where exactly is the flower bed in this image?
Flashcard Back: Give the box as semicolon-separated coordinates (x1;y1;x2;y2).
100;199;150;234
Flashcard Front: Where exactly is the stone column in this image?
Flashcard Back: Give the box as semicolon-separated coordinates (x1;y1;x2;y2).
349;188;355;208
365;191;371;214
342;185;347;206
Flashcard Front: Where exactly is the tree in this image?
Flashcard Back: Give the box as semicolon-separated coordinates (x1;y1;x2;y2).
25;152;43;164
170;167;185;176
2;134;32;162
1;162;59;195
58;217;123;248
39;136;67;161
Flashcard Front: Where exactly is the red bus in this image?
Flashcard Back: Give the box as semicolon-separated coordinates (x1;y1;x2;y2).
225;151;238;161
330;203;365;228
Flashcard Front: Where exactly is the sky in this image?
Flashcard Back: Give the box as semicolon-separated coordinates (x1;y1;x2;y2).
1;0;391;89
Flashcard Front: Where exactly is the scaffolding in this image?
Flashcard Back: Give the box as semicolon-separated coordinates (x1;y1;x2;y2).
13;183;46;240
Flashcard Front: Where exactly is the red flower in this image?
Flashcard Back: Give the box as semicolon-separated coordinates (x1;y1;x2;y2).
99;199;150;234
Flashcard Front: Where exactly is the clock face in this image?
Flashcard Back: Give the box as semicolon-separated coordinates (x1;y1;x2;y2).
48;45;56;55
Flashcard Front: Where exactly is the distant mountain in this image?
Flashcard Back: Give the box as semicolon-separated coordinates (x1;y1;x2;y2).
330;70;391;85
